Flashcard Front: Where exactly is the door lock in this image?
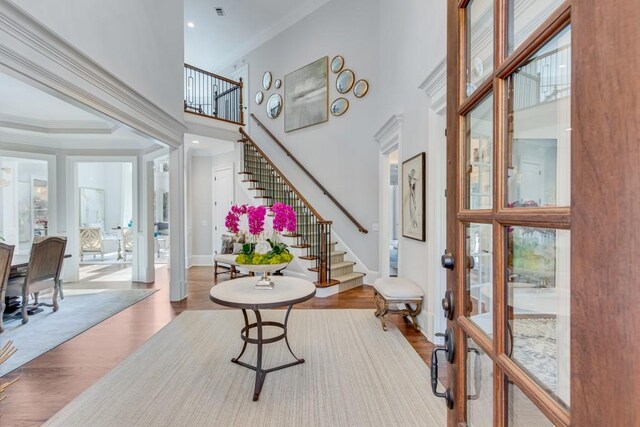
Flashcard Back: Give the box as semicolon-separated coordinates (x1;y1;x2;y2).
442;289;454;320
441;251;455;270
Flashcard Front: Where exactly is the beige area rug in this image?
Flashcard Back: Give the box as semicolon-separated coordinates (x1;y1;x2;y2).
45;309;447;427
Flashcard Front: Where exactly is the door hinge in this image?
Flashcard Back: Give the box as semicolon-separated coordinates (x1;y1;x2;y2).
214;201;217;206
444;188;447;198
444;128;447;137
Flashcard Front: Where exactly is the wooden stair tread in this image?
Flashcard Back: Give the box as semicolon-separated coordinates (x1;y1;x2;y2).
333;272;366;283
255;196;273;199
299;255;318;261
314;279;341;288
291;244;310;249
238;171;253;175
282;233;303;238
241;179;259;183
307;261;356;272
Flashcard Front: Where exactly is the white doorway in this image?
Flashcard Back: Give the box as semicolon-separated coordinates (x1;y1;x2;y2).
212;164;234;254
389;150;399;277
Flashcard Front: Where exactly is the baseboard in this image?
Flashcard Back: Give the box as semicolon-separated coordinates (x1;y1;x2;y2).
188;255;214;268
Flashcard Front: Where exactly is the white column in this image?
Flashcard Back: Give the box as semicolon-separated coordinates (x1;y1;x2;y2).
132;158;155;283
64;160;79;282
169;145;187;301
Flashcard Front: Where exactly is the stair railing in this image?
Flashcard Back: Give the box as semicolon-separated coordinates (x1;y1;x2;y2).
251;114;368;234
184;63;244;125
239;128;335;286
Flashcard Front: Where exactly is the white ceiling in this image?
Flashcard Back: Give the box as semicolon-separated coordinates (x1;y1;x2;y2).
185;133;235;156
0;72;158;150
184;0;329;72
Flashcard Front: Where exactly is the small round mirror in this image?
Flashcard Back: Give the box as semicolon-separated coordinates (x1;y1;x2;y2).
353;79;369;98
255;91;264;105
274;79;282;89
266;93;282;118
262;71;272;90
330;98;349;116
331;55;344;73
336;69;355;94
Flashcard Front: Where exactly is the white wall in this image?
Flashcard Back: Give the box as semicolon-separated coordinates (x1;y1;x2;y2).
77;162;132;230
187;149;250;265
226;0;381;270
9;0;185;123
377;0;448;338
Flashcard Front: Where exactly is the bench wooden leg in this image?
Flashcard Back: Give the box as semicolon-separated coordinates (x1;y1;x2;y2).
373;291;389;331
214;261;219;278
406;302;423;332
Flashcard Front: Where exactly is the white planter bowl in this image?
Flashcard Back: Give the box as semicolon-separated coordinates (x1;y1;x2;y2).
239;262;290;274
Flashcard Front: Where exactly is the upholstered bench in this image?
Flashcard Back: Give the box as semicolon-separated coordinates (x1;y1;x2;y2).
214;254;241;279
373;277;424;331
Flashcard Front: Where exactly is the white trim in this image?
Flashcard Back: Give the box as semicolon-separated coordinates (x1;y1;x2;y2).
188;255;214;267
0;1;186;147
0;113;116;134
419;58;447;115
374;114;403;280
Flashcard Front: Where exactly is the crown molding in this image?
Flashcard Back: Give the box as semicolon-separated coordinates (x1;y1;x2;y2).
374;114;403;154
419;58;447;115
0;112;116;134
0;1;186;147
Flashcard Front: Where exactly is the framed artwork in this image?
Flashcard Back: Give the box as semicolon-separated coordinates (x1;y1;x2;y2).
402;153;426;241
284;56;328;132
80;187;105;230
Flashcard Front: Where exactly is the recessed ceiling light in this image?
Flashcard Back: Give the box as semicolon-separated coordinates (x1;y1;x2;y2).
192;140;199;144
187;22;195;28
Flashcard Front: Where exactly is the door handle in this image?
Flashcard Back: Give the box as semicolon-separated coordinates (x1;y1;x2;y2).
442;289;454;320
431;348;455;409
441;251;454;270
431;327;455;409
467;347;482;401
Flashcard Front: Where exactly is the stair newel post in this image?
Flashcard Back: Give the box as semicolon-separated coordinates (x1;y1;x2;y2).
238;77;244;125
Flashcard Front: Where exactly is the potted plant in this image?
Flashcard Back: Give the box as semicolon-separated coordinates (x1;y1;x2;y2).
225;203;296;289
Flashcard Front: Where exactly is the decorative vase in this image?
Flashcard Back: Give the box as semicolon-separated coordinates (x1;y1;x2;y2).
241;263;290;290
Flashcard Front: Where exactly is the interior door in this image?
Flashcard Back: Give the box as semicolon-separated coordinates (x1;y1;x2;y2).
436;0;576;425
213;166;234;254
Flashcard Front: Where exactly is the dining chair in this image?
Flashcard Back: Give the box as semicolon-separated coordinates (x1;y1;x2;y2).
5;236;67;325
79;227;104;261
0;242;15;333
122;228;134;262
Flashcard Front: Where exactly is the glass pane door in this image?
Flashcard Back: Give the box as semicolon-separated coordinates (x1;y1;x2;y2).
444;0;573;425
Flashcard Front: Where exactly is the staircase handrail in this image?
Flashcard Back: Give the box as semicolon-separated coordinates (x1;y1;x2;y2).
250;114;368;234
239;127;331;225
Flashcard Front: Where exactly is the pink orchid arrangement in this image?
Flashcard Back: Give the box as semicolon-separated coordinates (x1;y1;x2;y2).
225;203;296;236
224;204;248;234
247;205;267;235
271;203;297;234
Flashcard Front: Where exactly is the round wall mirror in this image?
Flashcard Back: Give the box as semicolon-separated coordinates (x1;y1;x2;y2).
353;79;369;98
262;71;272;90
330;98;349;116
336;69;355;93
266;93;282;118
274;79;282;89
331;55;344;73
255;91;264;105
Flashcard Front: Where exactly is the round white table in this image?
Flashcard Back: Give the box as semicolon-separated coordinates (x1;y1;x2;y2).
210;276;316;401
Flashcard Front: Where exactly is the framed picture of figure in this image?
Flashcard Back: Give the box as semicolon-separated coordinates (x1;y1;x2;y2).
402;153;426;241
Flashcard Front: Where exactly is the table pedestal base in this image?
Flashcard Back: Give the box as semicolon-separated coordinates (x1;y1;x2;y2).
231;306;304;401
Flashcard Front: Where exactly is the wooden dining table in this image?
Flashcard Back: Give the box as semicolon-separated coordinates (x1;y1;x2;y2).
10;253;72;276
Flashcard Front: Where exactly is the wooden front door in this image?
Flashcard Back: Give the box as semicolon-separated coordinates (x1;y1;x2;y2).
437;0;640;425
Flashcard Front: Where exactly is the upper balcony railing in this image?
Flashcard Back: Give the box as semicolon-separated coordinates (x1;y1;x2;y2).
184;63;244;125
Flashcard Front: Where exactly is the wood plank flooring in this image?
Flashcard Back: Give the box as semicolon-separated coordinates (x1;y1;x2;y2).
0;266;437;426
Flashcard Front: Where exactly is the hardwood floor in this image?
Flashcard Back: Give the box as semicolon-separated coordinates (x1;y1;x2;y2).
0;266;437;426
